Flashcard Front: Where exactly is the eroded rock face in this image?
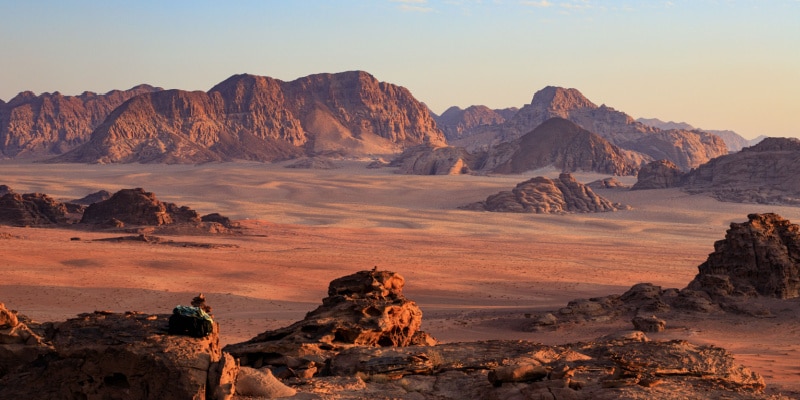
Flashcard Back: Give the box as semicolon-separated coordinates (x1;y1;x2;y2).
631;159;685;190
0;308;224;399
0;192;68;226
435;105;516;141
54;71;445;163
687;213;800;299
488;87;727;170
485;118;647;176
307;338;765;399
0;85;162;158
393;144;474;175
683;137;800;205
463;173;628;214
80;188;201;226
224;269;433;377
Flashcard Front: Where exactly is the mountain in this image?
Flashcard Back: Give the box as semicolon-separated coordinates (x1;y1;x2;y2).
682;137;800;205
0;85;162;158
483;118;648;176
53;71;445;163
637;117;762;153
455;86;727;170
636;118;694;131
434;105;517;141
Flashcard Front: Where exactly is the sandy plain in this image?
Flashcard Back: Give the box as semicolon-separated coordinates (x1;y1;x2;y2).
1;160;799;396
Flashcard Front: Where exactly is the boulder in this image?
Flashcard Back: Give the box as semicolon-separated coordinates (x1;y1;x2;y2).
687;213;800;299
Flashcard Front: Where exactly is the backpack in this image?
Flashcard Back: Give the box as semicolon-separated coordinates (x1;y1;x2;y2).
168;305;214;338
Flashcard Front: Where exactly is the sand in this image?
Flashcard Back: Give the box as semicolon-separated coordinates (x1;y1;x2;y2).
1;160;799;395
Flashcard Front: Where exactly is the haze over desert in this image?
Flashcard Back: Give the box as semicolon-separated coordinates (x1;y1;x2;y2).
2;160;799;396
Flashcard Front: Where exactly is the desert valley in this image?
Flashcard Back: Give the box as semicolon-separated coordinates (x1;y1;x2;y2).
1;71;799;399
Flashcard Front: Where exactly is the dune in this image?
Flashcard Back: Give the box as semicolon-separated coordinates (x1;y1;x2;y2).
1;160;799;394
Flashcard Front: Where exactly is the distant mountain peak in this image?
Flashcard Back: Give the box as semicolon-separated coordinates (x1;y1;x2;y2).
530;86;597;112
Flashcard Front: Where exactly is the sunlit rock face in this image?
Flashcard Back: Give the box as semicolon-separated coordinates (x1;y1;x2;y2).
688;213;800;299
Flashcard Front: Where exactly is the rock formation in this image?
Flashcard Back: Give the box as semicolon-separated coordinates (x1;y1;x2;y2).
462;173;628;214
588;177;630;189
434;105;516;141
70;189;112;205
687;213;800;299
0;300;236;399
0;192;68;226
54;71;445;163
484;117;647;175
637;117;763;153
392;144;474;175
631;159;684;190
80;188;200;226
682;137;800;205
0;85;161;158
468;86;727;170
224;269;434;378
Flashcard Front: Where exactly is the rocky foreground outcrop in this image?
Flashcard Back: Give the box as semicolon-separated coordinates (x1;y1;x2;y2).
224;269;435;378
462;173;628;214
0;302;235;400
53;71;445;163
688;213;800;299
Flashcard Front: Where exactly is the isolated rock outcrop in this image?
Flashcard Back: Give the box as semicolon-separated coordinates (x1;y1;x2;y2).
687;213;800;299
70;189;112;205
80;188;200;226
683;137;800;205
463;173;628;214
631;159;685;190
0;304;228;399
393;144;474;175
484;118;647;175
224;269;433;377
54;71;445;163
0;192;68;226
0;85;162;158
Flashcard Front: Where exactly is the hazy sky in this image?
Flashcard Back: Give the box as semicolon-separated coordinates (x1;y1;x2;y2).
1;1;798;139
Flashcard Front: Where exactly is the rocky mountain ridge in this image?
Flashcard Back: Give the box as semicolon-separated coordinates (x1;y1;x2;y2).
434;105;518;141
54;71;445;163
636;117;764;152
0;85;162;158
451;86;728;171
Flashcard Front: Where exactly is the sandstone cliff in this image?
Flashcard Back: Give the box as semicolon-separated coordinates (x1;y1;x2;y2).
687;213;800;299
434;105;516;141
54;71;445;163
462;173;629;214
484;118;648;175
637;117;761;153
0;85;161;158
470;86;727;170
682;137;800;205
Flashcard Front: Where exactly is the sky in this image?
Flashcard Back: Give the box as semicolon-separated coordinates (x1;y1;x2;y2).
1;1;798;139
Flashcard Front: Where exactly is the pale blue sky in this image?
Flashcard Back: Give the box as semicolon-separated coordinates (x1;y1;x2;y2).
1;0;798;138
